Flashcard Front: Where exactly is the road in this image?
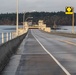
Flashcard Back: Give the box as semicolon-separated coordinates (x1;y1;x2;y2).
2;29;76;75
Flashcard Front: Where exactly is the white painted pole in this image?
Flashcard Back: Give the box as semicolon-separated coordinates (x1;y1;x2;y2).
16;0;19;36
6;33;8;41
10;32;12;40
2;33;4;43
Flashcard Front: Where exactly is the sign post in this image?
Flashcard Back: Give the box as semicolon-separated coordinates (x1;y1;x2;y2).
65;6;75;33
72;7;74;33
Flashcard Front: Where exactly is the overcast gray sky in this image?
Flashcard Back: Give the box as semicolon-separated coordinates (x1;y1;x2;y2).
0;0;76;13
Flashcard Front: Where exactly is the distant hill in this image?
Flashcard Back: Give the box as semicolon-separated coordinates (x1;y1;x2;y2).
0;11;76;27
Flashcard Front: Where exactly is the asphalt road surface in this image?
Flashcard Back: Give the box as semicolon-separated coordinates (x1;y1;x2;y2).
2;29;76;75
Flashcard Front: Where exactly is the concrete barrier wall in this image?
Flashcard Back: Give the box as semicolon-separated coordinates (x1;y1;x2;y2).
0;33;27;73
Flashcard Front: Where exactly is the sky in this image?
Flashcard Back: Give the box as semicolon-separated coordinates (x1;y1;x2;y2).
0;0;76;13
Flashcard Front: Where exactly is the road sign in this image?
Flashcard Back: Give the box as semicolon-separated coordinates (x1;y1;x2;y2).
65;7;73;14
65;6;75;33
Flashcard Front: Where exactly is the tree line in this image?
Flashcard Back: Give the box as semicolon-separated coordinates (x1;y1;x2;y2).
0;11;76;27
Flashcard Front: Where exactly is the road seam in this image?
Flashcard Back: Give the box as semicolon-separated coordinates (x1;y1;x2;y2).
32;31;71;75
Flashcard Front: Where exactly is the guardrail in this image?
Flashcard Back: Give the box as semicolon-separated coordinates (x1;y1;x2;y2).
0;32;13;44
0;28;28;44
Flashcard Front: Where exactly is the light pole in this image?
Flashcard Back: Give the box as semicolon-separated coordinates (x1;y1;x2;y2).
16;0;19;36
23;12;26;29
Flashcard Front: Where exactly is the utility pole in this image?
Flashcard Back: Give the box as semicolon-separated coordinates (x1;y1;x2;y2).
16;0;19;36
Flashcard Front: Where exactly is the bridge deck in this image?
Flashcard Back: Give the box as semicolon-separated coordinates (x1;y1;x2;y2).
2;30;66;75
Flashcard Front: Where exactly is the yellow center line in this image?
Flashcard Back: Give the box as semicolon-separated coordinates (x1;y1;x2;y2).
56;38;76;46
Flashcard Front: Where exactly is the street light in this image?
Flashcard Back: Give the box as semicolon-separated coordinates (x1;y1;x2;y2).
23;13;33;25
23;11;34;27
25;17;33;26
25;17;33;21
16;0;19;36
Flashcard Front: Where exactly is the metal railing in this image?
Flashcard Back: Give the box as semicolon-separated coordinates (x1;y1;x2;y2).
0;32;13;44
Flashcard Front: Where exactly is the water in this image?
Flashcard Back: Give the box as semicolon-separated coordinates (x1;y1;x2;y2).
0;25;22;44
0;25;76;44
0;25;75;33
56;26;76;33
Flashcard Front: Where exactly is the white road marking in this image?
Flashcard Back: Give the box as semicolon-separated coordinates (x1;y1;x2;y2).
31;30;71;75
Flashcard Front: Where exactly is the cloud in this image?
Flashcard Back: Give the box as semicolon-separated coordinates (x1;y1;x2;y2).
0;0;76;13
0;0;16;13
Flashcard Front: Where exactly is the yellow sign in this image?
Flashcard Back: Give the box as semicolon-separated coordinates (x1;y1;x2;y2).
65;7;73;14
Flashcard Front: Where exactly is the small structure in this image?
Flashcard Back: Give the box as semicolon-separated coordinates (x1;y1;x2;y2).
44;27;51;32
38;20;46;30
38;20;51;32
38;20;44;29
23;20;51;32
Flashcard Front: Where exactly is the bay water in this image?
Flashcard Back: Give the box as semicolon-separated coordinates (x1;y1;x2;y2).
56;26;76;33
0;25;22;44
0;25;76;44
